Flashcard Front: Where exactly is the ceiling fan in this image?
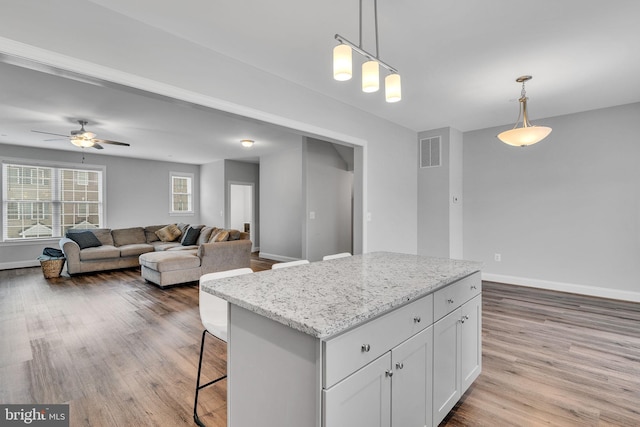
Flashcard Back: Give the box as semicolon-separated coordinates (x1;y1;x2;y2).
32;120;130;150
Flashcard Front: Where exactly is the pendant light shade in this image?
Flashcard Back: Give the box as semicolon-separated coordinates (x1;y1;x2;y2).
498;75;552;147
362;60;379;93
385;73;401;103
333;44;352;81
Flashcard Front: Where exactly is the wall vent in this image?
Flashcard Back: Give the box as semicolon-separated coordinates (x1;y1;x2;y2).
420;136;441;168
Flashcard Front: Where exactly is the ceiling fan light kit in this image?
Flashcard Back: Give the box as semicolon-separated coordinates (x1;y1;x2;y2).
498;76;552;147
32;119;130;150
333;0;401;103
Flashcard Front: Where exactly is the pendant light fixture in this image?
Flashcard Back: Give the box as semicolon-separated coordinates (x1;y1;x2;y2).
333;0;401;103
498;76;552;147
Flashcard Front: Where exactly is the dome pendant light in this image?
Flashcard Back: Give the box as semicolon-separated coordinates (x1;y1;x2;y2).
498;76;552;147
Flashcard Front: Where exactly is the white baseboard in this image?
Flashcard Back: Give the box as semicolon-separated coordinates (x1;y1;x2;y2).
482;273;640;303
258;252;300;263
0;260;41;271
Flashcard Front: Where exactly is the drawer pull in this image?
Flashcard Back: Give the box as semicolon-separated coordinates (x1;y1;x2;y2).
447;298;455;304
471;285;477;290
396;362;404;370
413;316;421;323
460;315;469;323
385;370;393;377
361;344;371;352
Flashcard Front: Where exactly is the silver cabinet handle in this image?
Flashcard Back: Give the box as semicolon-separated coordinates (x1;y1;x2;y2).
385;370;393;377
413;316;421;323
396;362;404;370
461;315;469;323
447;298;455;304
361;344;371;352
471;285;477;290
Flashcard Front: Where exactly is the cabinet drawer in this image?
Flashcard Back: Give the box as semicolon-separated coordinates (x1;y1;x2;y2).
433;272;481;321
323;293;433;388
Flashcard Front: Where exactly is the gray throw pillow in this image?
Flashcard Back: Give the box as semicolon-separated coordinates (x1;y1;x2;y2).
66;230;102;249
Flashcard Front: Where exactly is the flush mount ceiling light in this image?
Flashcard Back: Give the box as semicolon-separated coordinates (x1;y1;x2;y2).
498;75;552;147
70;136;95;148
240;139;254;148
333;0;401;103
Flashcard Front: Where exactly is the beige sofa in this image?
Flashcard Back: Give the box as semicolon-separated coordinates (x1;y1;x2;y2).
59;224;251;287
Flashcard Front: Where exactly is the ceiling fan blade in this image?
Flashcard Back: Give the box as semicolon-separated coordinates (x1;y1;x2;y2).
93;138;130;147
44;138;68;141
91;143;104;150
32;130;71;138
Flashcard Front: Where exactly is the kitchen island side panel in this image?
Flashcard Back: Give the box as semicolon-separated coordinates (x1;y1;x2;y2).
228;304;322;427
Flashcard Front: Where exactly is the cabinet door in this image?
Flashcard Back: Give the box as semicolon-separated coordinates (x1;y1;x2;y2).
461;294;482;392
432;308;461;426
392;326;433;427
323;353;391;427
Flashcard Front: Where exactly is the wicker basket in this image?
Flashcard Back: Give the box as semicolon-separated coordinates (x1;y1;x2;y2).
40;258;65;279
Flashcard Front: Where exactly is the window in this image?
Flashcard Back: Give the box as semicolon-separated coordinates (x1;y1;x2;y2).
170;172;193;214
2;161;104;241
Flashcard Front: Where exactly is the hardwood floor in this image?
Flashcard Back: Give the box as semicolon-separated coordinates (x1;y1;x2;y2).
1;263;639;426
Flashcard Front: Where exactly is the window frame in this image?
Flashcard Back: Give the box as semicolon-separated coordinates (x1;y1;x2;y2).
169;171;195;216
1;158;106;243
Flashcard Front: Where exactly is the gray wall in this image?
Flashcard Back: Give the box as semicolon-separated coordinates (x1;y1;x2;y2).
200;160;225;226
305;139;353;262
224;160;260;248
0;143;199;269
463;102;640;299
417;128;463;259
259;145;303;261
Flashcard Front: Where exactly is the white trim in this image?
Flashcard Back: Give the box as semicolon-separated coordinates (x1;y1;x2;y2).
258;252;300;263
482;272;640;303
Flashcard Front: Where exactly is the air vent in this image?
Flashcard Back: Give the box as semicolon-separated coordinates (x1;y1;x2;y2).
420;136;441;168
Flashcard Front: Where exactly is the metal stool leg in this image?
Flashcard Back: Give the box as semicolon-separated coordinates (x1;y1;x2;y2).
194;329;227;427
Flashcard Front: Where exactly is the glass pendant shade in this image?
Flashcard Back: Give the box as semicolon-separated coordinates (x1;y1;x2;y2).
71;137;95;148
498;126;552;147
333;44;352;81
385;73;401;103
362;60;379;93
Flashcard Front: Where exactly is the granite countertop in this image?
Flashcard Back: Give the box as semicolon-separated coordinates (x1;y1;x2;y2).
201;252;482;339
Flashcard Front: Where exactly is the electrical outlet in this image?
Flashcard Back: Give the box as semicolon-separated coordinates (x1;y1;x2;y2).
494;253;501;262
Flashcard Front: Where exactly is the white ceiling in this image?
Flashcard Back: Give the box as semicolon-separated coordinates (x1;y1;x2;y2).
1;0;639;164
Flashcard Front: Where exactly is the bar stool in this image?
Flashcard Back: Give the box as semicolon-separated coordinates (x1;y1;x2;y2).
271;259;310;269
322;252;352;261
194;267;253;427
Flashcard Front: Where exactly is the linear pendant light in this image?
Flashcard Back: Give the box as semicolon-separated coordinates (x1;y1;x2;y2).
498;75;552;147
333;0;401;102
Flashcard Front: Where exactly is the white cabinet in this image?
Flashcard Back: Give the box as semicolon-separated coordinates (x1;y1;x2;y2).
323;353;391;427
323;326;433;427
433;293;482;426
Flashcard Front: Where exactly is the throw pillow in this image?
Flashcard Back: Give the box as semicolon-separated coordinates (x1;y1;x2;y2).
227;229;241;241
66;230;102;249
180;225;202;246
155;224;182;242
210;230;229;243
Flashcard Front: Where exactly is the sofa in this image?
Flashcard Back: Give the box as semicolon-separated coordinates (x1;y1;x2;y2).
59;224;252;287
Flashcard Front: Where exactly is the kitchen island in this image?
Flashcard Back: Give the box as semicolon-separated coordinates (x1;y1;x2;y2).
202;252;483;427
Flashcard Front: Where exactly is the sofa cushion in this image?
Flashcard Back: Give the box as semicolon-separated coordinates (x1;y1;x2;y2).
167;245;198;251
227;229;242;241
155;224;182;242
152;241;183;251
91;228;115;246
176;222;190;235
198;227;215;245
119;243;155;257
79;245;120;261
66;230;102;249
144;225;166;243
210;230;229;243
180;225;202;246
112;227;146;247
139;251;201;272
